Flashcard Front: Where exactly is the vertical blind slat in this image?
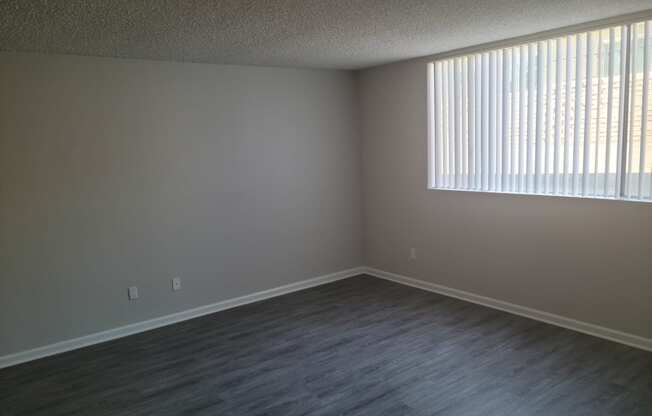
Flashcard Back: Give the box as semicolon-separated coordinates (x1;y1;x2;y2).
468;57;476;190
519;45;527;192
616;25;628;197
554;38;562;194
489;51;497;191
452;59;459;188
448;60;455;187
626;25;637;197
639;22;650;198
528;43;536;192
604;28;615;196
444;60;450;186
462;58;469;189
457;58;463;188
494;50;503;191
428;63;436;187
511;48;518;192
476;54;482;190
573;34;583;195
458;58;464;187
545;40;553;194
482;53;489;190
582;33;593;196
437;63;444;188
593;31;603;196
502;49;510;191
535;41;545;193
564;36;573;194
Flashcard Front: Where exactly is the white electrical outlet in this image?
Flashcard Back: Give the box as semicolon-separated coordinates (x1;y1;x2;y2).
128;286;139;300
172;277;182;291
410;248;417;260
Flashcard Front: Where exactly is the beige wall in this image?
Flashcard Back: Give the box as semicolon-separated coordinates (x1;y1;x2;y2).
357;59;652;339
0;53;362;356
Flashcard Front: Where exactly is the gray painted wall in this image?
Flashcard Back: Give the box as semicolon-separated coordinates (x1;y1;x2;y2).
357;59;652;339
0;53;362;356
2;48;650;358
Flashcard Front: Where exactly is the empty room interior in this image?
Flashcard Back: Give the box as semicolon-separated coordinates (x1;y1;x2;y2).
1;1;652;415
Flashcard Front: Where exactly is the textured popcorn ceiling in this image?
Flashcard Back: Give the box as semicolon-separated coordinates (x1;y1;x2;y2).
1;1;651;69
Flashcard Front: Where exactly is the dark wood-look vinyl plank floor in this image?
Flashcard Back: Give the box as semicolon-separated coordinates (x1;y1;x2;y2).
1;275;651;415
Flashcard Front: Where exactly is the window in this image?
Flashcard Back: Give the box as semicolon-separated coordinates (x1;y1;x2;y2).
427;19;652;202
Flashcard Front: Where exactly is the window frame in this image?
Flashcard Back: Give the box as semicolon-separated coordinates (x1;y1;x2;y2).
426;10;652;204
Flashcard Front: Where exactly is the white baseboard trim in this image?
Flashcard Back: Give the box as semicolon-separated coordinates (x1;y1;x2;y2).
0;267;366;369
364;267;652;352
3;265;649;369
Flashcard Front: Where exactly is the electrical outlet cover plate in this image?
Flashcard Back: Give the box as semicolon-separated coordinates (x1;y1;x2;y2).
172;277;181;291
128;286;139;300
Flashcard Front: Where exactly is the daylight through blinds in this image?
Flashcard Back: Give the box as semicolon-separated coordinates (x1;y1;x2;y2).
428;20;652;201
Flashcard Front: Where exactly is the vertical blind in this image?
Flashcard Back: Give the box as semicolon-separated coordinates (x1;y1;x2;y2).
427;19;652;201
